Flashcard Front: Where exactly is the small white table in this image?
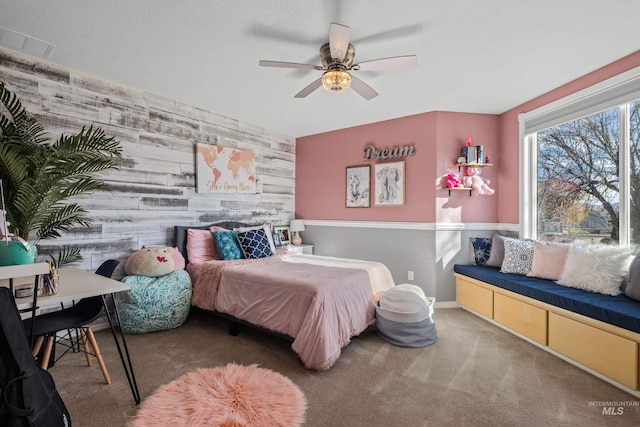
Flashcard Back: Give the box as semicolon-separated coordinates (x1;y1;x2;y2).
9;266;141;404
286;244;313;255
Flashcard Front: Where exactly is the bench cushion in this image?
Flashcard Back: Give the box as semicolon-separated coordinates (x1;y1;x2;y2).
454;264;640;334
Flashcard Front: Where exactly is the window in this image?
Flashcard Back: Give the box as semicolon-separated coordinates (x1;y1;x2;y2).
520;66;640;246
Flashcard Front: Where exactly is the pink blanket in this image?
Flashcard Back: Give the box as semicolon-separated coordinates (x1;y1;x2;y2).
188;254;395;370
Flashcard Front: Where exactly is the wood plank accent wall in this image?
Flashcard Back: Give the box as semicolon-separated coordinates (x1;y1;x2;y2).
0;49;296;273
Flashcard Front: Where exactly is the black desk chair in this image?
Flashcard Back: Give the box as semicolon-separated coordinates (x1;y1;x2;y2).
22;259;120;385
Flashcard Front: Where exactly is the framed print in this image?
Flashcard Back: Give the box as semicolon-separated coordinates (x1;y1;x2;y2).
374;161;405;206
195;143;256;194
346;165;370;208
273;226;291;245
272;232;283;247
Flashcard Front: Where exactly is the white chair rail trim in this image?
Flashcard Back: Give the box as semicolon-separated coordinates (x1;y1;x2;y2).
302;220;518;232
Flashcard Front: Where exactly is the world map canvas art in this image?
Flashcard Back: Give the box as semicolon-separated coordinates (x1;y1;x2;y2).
196;143;257;194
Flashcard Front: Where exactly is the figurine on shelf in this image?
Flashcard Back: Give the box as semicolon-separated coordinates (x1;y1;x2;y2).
463;166;494;195
465;134;472;147
485;155;490;164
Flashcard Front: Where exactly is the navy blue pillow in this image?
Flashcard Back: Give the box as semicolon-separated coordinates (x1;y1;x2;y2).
212;231;244;260
471;237;492;266
236;228;273;259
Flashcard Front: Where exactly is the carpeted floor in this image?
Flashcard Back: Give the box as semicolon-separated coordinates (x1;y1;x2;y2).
49;308;640;426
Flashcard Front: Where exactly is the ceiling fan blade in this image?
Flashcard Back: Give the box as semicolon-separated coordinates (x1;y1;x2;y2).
329;23;350;61
349;76;378;100
294;78;323;98
354;55;418;71
353;24;424;45
249;24;321;46
259;60;320;70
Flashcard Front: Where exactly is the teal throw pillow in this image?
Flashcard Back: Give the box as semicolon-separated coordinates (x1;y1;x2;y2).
212;231;244;260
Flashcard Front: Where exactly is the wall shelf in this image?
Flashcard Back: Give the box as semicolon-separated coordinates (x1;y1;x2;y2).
457;163;493;172
447;187;473;196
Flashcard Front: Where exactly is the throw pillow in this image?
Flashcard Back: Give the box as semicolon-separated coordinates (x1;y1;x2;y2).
486;234;508;268
212;231;244;260
234;224;277;254
236;228;274;259
625;251;640;301
527;241;570;281
556;244;632;296
125;246;185;277
500;238;534;275
470;237;492;266
186;228;220;262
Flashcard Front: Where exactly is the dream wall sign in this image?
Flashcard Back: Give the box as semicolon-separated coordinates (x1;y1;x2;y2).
196;143;257;193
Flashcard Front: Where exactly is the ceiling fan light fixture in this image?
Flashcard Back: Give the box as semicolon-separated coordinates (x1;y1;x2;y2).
321;70;351;93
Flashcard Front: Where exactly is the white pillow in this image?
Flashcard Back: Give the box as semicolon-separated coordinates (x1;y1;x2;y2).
556;245;632;296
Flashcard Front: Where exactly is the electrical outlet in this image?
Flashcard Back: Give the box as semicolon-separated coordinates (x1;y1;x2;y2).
408;271;414;281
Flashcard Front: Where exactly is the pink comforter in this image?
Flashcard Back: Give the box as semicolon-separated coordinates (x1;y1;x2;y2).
187;254;395;370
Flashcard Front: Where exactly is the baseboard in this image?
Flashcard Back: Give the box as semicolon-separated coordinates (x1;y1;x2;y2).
434;301;460;309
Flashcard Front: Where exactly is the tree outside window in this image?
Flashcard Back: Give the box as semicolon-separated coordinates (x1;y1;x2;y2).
536;101;639;245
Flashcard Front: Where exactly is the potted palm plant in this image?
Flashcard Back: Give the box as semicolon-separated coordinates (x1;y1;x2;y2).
0;82;122;266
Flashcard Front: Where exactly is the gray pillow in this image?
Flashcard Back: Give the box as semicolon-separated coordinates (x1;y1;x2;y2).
625;251;640;302
486;234;507;267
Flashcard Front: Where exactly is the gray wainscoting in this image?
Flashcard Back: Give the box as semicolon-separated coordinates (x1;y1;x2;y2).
302;222;513;303
0;48;295;274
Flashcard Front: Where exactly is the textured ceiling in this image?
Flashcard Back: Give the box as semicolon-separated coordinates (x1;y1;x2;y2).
1;0;640;138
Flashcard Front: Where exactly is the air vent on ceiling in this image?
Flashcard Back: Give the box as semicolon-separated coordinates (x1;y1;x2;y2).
0;26;55;58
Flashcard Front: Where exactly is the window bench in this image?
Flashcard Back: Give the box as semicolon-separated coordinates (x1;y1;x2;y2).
453;264;640;397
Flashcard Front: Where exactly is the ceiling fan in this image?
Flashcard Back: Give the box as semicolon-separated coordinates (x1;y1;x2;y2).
258;23;418;100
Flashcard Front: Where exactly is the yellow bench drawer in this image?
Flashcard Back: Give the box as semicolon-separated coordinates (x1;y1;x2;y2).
456;278;493;319
549;312;638;389
494;292;548;345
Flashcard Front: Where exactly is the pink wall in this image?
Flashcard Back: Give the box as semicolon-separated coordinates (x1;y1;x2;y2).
296;113;436;222
296;111;499;223
435;112;499;223
296;50;640;225
497;50;640;224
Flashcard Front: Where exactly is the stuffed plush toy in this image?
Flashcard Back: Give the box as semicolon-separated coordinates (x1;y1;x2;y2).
463;167;494;195
125;246;185;277
446;173;463;189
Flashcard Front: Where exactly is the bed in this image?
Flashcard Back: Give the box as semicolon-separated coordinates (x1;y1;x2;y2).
173;222;396;370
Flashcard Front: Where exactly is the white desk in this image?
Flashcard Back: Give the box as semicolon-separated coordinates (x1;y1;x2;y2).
14;266;130;311
9;266;140;404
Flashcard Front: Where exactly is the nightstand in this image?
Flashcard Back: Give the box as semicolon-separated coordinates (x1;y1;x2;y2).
286;244;313;255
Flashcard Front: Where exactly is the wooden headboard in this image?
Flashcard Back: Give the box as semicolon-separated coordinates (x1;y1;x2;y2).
173;221;256;265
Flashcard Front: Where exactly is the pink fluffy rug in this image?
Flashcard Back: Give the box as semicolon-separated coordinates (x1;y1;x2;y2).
128;363;307;427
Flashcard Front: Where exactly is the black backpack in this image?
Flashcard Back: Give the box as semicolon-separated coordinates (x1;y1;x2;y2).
0;287;72;427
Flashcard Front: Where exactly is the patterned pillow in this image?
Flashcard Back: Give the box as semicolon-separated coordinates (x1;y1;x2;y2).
211;231;244;260
470;237;492;266
236;228;274;259
500;237;534;275
234;224;277;254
